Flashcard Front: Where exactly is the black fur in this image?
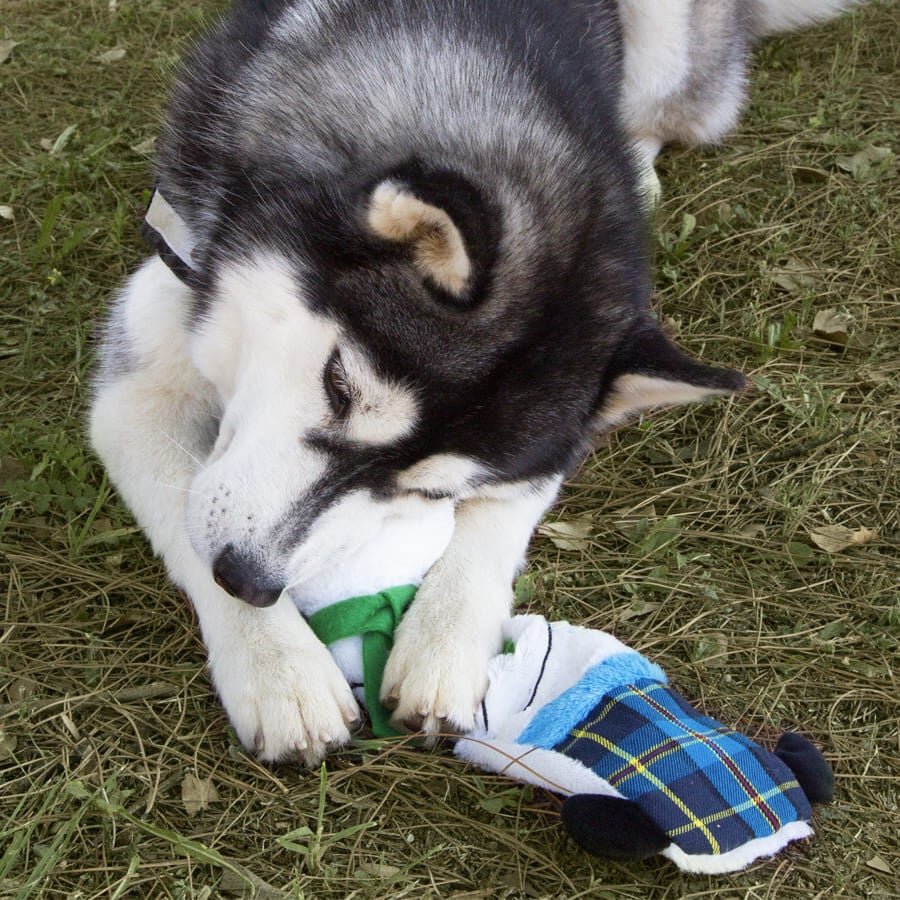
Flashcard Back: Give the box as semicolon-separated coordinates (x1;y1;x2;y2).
153;0;743;493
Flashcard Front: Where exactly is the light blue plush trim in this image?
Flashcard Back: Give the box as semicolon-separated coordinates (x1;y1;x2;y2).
517;651;667;750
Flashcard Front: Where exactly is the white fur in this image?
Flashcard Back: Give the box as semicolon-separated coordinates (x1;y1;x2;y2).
90;259;361;763
184;254;428;586
618;0;856;200
662;821;814;874
455;737;626;797
397;453;489;497
92;255;563;760
380;477;563;732
751;1;856;37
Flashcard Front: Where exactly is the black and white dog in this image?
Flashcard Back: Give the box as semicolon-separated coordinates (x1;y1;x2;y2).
90;0;854;763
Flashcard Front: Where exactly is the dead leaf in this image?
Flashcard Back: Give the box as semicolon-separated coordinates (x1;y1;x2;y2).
6;677;37;704
130;136;156;155
0;40;18;65
812;308;853;346
617;600;661;621
0;730;16;761
0;205;13;221
95;47;126;64
866;854;893;875
181;772;219;816
358;862;401;878
791;165;830;183
537;518;592;551
736;523;767;540
41;124;78;155
771;258;817;293
836;144;894;179
611;504;658;538
808;524;878;554
692;633;729;666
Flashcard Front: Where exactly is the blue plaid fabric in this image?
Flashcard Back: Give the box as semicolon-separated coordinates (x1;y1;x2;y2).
536;667;812;856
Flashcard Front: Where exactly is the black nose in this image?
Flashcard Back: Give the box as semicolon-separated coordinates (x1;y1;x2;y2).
212;545;284;607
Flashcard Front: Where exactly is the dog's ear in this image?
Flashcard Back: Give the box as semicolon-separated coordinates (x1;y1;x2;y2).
595;315;747;430
366;169;497;303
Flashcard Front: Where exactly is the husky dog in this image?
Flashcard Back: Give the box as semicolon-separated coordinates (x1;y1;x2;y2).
90;0;854;764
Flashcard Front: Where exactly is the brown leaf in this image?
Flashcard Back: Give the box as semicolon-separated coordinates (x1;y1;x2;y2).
130;136;156;156
0;40;18;65
95;47;126;64
358;862;401;878
537;518;592;551
791;165;830;183
808;524;878;554
836;145;894;179
181;772;219;816
812;308;853;346
866;854;893;875
771;258;816;293
0;730;17;761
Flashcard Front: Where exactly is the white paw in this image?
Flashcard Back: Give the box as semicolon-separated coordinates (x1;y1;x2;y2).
211;631;360;765
380;601;495;735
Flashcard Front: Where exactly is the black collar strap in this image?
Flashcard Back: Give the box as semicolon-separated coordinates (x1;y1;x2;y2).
141;188;198;284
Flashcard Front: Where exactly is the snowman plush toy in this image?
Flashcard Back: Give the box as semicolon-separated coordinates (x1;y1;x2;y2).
292;504;833;874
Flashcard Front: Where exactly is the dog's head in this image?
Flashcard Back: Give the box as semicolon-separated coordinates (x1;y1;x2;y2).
175;163;745;606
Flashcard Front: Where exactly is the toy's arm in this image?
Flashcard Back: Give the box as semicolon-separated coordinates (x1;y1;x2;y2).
561;795;670;860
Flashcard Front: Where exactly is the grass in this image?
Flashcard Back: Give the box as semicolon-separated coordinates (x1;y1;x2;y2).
1;1;897;897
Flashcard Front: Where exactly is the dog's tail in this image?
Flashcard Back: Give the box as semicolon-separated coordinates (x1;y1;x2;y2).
749;0;858;39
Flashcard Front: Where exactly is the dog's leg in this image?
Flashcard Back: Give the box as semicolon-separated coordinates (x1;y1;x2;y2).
380;477;562;734
90;258;360;764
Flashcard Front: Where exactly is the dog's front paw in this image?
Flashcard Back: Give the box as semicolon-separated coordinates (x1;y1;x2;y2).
380;602;495;736
212;633;360;765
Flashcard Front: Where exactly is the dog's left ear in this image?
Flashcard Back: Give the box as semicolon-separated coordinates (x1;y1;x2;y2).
595;315;747;430
366;170;497;303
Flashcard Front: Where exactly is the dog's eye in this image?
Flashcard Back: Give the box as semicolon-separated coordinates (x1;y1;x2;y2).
324;351;352;418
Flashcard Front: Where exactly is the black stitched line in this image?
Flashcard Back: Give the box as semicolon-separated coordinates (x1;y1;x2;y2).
523;621;553;711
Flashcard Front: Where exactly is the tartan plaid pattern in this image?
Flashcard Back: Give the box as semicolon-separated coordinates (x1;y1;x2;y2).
552;678;812;856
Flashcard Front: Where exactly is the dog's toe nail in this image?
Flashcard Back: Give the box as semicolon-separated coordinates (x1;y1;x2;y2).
253;728;265;754
382;694;399;711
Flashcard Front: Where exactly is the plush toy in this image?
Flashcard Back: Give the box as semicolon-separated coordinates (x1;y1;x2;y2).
453;615;833;874
307;597;833;874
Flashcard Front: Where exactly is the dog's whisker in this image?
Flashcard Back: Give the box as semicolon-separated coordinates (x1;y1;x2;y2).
160;429;205;467
151;479;202;497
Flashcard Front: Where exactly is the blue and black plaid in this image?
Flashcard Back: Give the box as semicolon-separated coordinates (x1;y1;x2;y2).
552;678;812;856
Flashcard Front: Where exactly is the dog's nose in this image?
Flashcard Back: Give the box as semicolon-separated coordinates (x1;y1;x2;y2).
212;545;284;607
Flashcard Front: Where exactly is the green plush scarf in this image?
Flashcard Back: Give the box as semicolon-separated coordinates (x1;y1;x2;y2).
306;585;418;738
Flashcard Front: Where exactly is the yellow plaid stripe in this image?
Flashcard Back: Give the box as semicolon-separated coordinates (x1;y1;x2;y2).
625;683;785;831
568;726;721;854
559;681;729;789
666;780;802;838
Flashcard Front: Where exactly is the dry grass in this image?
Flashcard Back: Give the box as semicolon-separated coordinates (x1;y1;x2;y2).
1;1;897;897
